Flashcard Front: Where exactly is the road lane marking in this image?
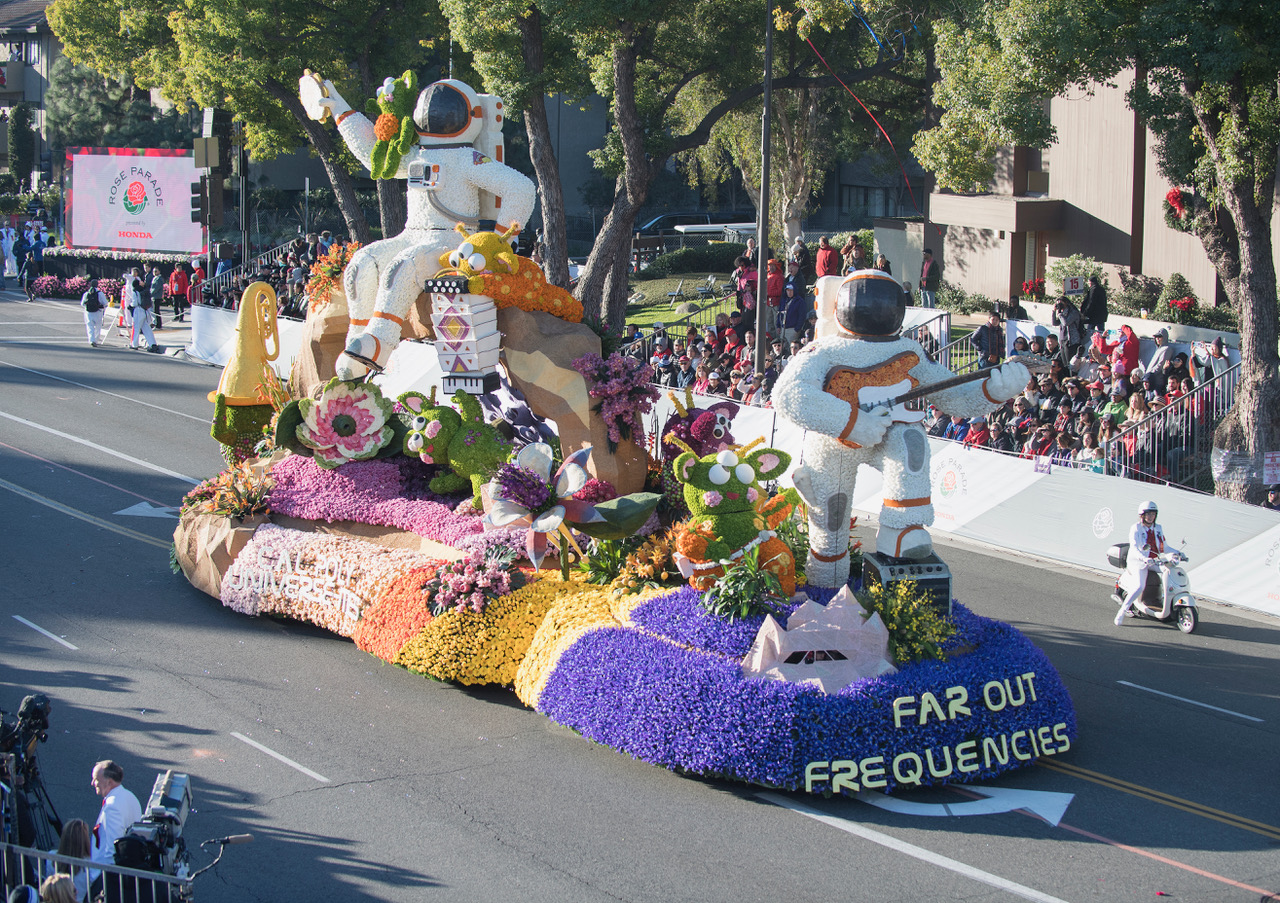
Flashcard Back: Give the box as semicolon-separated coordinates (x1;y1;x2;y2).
0;439;176;507
231;733;330;783
12;615;78;650
0;477;172;551
0;411;200;484
757;792;1071;903
0;359;207;422
1038;760;1280;841
946;785;1280;898
1116;680;1263;721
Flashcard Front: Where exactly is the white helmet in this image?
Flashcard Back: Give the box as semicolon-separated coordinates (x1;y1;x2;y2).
1138;500;1158;516
413;79;483;145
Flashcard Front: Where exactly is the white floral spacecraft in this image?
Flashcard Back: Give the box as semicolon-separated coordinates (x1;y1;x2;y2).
742;586;896;693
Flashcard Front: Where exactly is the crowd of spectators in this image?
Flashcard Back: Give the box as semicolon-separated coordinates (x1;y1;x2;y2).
929;298;1237;483
197;231;342;319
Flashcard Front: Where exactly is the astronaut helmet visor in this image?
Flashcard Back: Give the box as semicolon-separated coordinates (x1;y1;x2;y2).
834;271;907;337
416;82;474;137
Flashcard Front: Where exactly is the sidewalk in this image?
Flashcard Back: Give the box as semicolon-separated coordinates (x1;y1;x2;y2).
2;289;196;356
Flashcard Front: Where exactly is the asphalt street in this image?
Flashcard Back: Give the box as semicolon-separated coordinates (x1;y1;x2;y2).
1;293;1278;902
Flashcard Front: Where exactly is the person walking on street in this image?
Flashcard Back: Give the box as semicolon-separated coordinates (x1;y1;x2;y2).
80;282;109;347
129;268;158;352
919;248;941;308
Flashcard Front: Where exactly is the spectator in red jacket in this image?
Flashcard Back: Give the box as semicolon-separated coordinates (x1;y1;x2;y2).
167;264;189;321
765;259;784;309
1095;324;1140;377
815;236;840;278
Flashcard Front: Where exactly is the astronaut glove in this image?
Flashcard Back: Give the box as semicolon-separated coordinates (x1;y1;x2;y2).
846;403;894;447
984;360;1031;402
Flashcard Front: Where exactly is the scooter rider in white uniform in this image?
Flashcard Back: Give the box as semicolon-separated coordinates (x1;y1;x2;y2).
1116;500;1165;625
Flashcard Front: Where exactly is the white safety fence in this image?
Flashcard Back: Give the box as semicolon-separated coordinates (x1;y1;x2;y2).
643;391;1280;618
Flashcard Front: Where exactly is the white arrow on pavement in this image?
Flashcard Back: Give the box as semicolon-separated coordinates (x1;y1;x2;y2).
857;785;1074;826
114;502;179;519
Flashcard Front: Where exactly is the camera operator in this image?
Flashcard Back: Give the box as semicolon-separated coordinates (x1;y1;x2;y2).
89;761;141;889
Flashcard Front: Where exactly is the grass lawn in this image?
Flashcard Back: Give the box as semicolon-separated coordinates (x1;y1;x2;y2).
625;272;737;329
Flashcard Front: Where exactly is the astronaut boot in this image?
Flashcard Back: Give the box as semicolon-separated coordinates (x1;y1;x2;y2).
876;524;933;560
335;320;399;380
805;547;851;590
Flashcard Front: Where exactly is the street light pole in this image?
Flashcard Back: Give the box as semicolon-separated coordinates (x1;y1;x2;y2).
753;0;773;376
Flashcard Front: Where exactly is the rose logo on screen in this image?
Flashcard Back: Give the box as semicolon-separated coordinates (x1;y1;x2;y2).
123;181;149;215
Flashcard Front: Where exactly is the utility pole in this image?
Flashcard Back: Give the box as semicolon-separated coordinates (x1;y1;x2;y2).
753;0;773;376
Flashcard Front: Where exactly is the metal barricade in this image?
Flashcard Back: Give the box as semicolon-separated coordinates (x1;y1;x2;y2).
933;329;986;376
1;842;193;902
1102;362;1241;490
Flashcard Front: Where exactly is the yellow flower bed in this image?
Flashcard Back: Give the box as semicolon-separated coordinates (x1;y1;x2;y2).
395;576;563;685
515;582;626;709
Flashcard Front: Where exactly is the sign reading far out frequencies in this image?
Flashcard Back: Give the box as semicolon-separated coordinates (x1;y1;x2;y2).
65;147;203;255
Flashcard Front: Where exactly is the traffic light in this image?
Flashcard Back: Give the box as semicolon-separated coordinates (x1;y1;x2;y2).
189;176;225;227
202;108;234;173
190;180;205;224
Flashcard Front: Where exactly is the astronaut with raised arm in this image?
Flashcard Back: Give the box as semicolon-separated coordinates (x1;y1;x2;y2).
299;72;536;378
772;270;1029;587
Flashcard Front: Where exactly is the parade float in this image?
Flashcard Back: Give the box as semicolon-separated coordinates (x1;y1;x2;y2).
173;74;1075;798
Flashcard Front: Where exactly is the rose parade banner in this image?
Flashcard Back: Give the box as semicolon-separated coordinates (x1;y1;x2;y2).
65;147;203;255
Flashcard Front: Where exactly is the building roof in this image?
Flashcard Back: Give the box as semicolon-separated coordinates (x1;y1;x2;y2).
0;0;50;32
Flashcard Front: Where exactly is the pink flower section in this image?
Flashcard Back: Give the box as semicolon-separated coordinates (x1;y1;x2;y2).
268;455;484;545
702;490;723;508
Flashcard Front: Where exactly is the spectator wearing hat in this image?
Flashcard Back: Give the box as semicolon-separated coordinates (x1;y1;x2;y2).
1053;397;1077;436
1145;327;1174;390
1101;385;1129;420
1085;380;1108;413
943;414;970;442
731;256;759;309
963;416;991;448
1264;486;1280;511
674;356;696;389
1191;336;1232;384
1027;335;1047;357
918;248;941;308
779;282;809;346
789;237;811;283
1023;423;1057;458
742;372;769;406
1062;378;1087;413
705;370;725;396
1035;374;1063;421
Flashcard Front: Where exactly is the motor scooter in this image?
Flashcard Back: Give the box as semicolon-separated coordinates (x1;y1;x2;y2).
1107;543;1198;633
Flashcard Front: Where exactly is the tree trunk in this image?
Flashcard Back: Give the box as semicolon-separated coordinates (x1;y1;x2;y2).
377;179;408;239
1186;83;1280;504
573;36;655;331
518;7;571;290
263;80;371;244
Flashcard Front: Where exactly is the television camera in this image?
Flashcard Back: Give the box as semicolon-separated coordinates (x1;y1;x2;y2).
115;771;194;878
0;693;62;849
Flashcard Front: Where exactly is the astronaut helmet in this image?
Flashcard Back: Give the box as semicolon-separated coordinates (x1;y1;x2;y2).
834;270;908;338
413;79;483;145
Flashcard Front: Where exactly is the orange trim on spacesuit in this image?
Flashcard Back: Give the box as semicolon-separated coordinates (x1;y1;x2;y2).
810;548;849;563
372;311;404;326
982;378;1001;404
336;110;355;126
883;496;931;508
892;525;929;556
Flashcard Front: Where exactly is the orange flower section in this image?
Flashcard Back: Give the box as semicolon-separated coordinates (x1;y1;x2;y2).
374;112;401;142
467;258;584;323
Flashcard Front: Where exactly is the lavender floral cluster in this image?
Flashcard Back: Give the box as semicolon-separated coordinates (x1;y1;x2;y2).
537;597;1076;792
455;527;528;560
492;462;552;514
268;456;483;545
572;352;661;445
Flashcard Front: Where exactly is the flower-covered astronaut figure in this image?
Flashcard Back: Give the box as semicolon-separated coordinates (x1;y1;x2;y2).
300;73;536;379
772;270;1029;587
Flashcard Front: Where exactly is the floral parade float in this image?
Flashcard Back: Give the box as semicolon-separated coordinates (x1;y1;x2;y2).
173;73;1076;800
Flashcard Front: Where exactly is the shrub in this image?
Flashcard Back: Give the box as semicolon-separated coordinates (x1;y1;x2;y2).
639;242;747;279
937;281;998;315
29;275;62;297
700;545;788;623
1114;271;1162;317
1157;272;1197;307
1046;254;1104;292
63;276;91;297
96;278;124;301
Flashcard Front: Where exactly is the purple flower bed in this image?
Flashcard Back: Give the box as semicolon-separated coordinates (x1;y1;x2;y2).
629;586;793;658
268;455;483;545
538;596;1076;793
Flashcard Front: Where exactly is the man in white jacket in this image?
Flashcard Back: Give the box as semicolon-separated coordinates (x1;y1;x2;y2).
1116;500;1165;625
90;760;142;878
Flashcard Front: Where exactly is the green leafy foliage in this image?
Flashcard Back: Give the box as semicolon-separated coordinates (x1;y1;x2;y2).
572;492;662;541
858;579;955;665
638;243;747;280
1045;254;1103;292
936;281;998;315
8;103;35;191
700;545;788;623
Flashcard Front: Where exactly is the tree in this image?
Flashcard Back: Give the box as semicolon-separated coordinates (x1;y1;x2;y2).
876;0;1279;504
47;0;445;243
44;57;196;155
7;102;35;189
